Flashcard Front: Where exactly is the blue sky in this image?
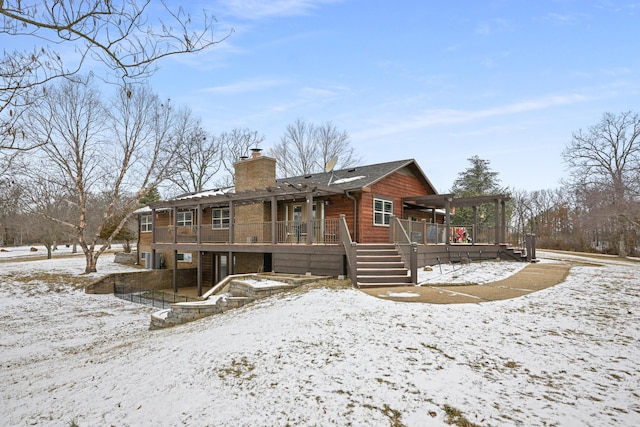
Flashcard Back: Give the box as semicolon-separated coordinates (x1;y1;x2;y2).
8;1;640;192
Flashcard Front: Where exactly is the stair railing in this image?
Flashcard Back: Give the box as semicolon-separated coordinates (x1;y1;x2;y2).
390;216;418;284
339;214;358;286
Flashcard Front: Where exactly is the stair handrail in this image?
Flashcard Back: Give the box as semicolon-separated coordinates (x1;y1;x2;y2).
339;214;358;286
390;216;418;284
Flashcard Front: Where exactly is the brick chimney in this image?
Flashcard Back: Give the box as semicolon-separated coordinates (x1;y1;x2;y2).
234;149;276;192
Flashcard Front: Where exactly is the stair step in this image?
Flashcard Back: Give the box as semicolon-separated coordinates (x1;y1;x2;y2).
357;255;402;262
357;250;400;257
357;262;405;268
357;275;412;284
357;282;413;288
357;244;396;249
357;268;408;276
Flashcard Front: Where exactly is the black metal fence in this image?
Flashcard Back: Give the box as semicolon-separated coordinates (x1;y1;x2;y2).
114;284;201;309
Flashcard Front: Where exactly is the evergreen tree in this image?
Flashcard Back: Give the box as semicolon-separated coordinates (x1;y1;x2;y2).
450;156;507;226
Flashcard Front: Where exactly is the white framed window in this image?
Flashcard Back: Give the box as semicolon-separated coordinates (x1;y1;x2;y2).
140;215;152;232
177;252;193;262
374;197;393;226
177;211;193;227
212;207;230;229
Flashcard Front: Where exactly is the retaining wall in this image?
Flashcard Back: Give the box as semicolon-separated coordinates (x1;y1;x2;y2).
86;268;197;294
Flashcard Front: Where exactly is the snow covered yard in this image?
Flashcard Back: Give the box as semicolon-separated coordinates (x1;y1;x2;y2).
0;249;639;426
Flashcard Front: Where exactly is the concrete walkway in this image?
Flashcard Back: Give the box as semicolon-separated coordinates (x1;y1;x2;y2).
360;262;572;304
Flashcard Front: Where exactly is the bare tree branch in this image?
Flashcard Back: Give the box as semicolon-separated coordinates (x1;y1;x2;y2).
269;119;360;178
1;0;230;151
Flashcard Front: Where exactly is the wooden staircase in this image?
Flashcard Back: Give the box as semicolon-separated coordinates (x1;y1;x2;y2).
356;244;412;288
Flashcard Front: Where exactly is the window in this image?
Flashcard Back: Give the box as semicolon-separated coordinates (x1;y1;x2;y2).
374;198;393;226
212;208;230;229
140;215;152;232
177;211;193;227
176;252;193;262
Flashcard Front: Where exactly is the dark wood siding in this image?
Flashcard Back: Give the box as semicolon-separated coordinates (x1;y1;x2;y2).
273;252;344;277
359;170;434;243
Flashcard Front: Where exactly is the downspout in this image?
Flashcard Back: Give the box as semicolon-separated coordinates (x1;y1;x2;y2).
345;191;357;242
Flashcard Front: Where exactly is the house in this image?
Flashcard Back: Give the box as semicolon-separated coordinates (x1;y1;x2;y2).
136;150;523;295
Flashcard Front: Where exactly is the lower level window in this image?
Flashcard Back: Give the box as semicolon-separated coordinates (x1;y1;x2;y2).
177;252;193;262
374;198;393;226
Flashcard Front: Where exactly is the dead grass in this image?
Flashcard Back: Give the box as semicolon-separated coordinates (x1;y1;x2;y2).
4;271;94;291
443;405;481;427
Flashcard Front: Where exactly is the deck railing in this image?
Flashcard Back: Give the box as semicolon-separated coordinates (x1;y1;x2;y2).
395;219;525;249
339;214;357;285
153;218;340;245
391;216;418;284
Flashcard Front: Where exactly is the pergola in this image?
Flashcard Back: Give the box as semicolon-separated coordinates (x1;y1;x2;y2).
148;183;346;246
402;193;511;244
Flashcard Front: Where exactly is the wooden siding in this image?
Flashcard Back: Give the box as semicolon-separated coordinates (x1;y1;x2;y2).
358;170;434;243
201;252;214;286
273;252;344;277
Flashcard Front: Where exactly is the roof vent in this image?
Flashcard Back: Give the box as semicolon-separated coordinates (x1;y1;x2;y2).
347;168;357;173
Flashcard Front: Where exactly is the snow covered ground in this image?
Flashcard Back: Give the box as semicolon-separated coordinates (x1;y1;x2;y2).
0;248;639;426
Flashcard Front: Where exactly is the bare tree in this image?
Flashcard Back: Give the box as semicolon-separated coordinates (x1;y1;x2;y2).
1;0;228;168
167;108;221;194
218;128;265;185
24;77;182;273
22;177;76;258
315;121;360;171
269;119;360;177
0;175;24;246
563;111;640;257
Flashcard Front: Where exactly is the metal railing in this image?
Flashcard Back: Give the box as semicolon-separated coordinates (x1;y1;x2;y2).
395;219;524;248
398;220;448;244
153;218;340;245
114;284;201;309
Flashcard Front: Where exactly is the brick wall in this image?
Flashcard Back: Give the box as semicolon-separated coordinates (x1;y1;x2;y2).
234;155;276;192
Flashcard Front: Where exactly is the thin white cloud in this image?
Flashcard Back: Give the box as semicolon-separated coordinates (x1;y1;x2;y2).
352;93;589;140
221;0;343;20
539;12;589;26
203;78;287;94
475;18;513;36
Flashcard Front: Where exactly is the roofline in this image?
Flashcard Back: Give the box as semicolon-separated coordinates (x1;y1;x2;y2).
363;159;439;195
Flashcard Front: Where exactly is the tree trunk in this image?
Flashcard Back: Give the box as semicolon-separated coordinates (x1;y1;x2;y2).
618;234;626;258
84;252;98;273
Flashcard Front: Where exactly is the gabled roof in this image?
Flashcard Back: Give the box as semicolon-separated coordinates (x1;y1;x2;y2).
146;159;439;209
278;159;438;194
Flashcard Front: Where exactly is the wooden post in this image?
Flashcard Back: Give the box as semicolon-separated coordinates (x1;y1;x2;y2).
501;199;507;244
472;205;477;245
173;207;178;244
494;199;500;244
410;242;418;284
173;250;178;293
197;251;203;296
229;202;235;244
271;196;277;244
306;192;313;244
445;198;452;245
197;204;202;244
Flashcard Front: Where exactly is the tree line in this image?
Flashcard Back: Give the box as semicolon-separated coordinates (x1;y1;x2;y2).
1;2;638;272
457;112;640;258
0;1;360;273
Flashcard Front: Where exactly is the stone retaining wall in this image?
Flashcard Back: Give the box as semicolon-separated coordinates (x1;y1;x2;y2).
150;274;323;329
